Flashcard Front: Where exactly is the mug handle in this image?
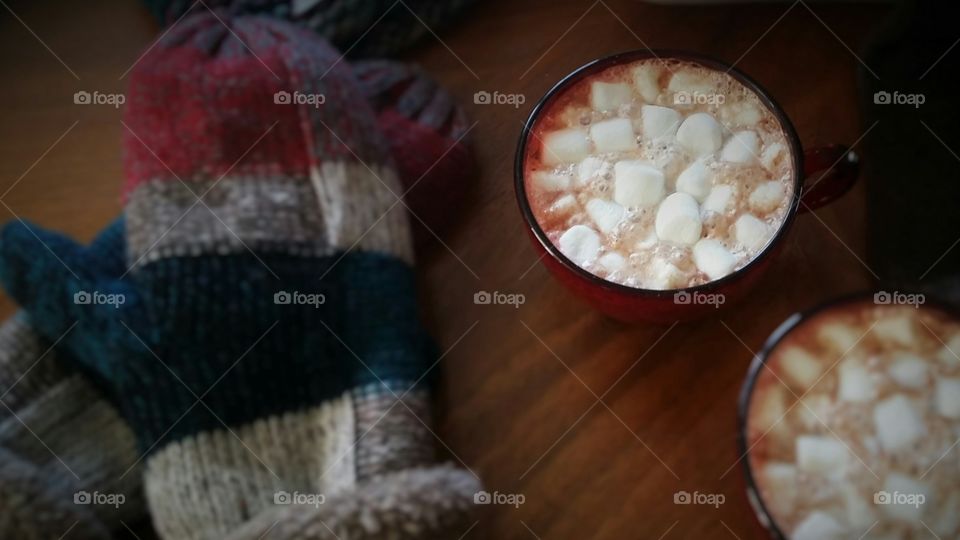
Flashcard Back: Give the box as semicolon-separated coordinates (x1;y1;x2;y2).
798;144;860;213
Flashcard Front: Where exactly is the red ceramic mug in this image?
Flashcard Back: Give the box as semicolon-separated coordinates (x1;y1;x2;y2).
514;50;860;323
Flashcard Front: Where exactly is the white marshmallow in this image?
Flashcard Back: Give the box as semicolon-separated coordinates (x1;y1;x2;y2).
702;185;734;214
548;194;578;217
872;314;916;346
792;512;846;540
761;142;786;171
692;238;736;280
613;160;665;208
598;252;627;273
666;71;715;97
542;128;590;164
935;377;960;419
753;386;788;435
838;360;876;402
675;160;710;202
817;322;861;353
749;180;787;214
576;156;607;186
631;63;662;103
647;257;685;290
937;334;960;366
733;214;771;251
796;435;848;474
840;485;876;530
676;113;723;157
590;81;633;111
531;170;571;192
641;105;682;141
932;493;960;537
937;335;960;365
585;198;625;234
722;101;762;127
879;473;930;524
779;346;824;389
797;394;832;431
720;130;760;164
887;354;928;389
590;118;637;153
558;225;601;266
655;192;702;246
874;394;925;452
761;463;797;516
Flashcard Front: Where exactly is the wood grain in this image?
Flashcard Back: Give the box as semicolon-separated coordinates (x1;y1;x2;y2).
0;1;888;538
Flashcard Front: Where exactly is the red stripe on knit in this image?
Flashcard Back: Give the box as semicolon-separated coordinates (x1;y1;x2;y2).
376;109;472;239
121;47;322;197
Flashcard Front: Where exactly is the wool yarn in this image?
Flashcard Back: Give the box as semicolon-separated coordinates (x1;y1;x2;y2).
0;222;144;540
353;59;474;244
0;12;478;540
142;0;476;58
0;314;144;539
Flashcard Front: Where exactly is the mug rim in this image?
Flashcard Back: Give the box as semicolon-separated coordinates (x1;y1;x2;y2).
735;291;960;539
514;49;805;299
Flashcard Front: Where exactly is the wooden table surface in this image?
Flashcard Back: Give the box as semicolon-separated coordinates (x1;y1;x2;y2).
0;0;889;538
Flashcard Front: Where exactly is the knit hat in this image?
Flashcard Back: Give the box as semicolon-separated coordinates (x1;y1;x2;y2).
0;311;145;539
142;0;476;58
0;12;478;540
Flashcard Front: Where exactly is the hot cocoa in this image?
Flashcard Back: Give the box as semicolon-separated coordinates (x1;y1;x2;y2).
745;301;960;539
523;58;795;290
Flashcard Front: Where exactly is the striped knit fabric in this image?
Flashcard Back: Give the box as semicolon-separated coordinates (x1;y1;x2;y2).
0;315;144;539
141;0;476;58
0;12;478;540
352;60;474;245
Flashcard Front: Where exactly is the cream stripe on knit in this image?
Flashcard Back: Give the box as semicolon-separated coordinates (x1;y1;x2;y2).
309;161;413;264
144;393;356;540
125;161;413;267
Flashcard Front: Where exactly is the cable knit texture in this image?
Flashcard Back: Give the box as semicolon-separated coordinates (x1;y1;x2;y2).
0;12;478;540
